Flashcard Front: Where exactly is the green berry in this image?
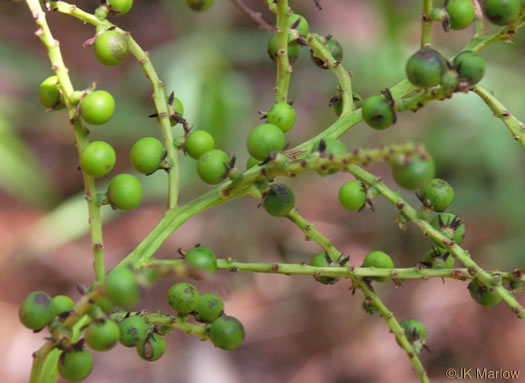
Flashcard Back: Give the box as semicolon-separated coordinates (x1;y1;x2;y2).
332;93;363;116
52;295;75;314
209;315;245;350
311;38;343;69
38;76;64;109
107;174;142;210
85;319;120;352
186;130;215;159
453;51;486;85
399;319;427;354
406;48;447;88
263;184;295;217
185;246;217;275
185;0;214;11
80;90;115;125
108;0;133;15
423;248;455;269
58;349;94;382
195;293;224;323
446;0;475;30
266;103;296;133
312;137;346;175
137;333;166;361
94;30;128;66
129;137;165;174
105;267;140;307
288;14;309;36
268;35;300;64
362;95;395;130
247;123;286;161
197;149;229;184
468;278;503;307
431;213;466;245
168;282;200;315
420;178;454;212
246;157;260;169
119;315;148;347
19;291;56;330
310;252;340;284
392;155;435;190
362;251;394;282
338;181;366;211
483;0;521;25
79;141;116;178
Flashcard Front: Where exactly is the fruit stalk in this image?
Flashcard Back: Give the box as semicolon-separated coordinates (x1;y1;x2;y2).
421;0;433;47
273;0;291;103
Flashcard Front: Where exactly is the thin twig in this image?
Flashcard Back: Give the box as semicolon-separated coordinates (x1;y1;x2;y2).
230;0;275;33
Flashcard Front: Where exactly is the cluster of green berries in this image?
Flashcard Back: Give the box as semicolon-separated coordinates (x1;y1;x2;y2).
444;0;521;31
168;282;245;350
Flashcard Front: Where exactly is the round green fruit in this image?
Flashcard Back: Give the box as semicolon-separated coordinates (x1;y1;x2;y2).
362;95;395;130
129;137;165;174
104;267;140;307
195;293;224;323
338;180;366;211
311;38;343;69
362;251;394;282
58;349;94;382
406;48;447;88
85;319;120;352
52;295;75;314
446;0;475;30
246;157;260;170
108;0;133;15
137;333;166;361
423;248;455;269
185;246;217;275
420;178;454;212
168;282;200;315
165;95;184;126
400;319;427;343
79;141;116;178
453;51;486;85
333;93;363;116
185;130;215;160
288;13;309;36
311;252;340;285
268;35;300;64
209;316;245;350
431;213;466;245
392;155;435;190
263;184;295;217
266;103;296;133
94;30;128;66
247;123;286;161
107;174;142;210
38;76;64;109
468;278;503;307
197;149;229;184
119;315;148;347
185;0;214;11
483;0;521;25
19;291;56;330
80;90;115;125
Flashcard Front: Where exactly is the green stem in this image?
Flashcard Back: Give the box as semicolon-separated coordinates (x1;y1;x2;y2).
421;0;433;47
29;342;57;383
274;0;291;103
471;0;484;38
472;85;525;149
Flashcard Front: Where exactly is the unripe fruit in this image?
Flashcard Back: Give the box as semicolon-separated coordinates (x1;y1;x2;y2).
453;51;486;85
333;93;363;116
119;315;148;347
52;295;75;314
392;155;435;190
94;30;128;66
195;293;224;323
137;333;166;361
197;149;229;184
431;213;466;245
209;315;245;350
420;178;454;212
446;0;475;30
247;123;286;161
311;38;343;69
79;141;116;178
185;0;214;12
19;291;56;330
423;248;455;269
168;282;200;315
310;252;340;284
105;267;140;307
268;35;300;64
107;174;142;210
185;246;217;275
468;278;503;307
406;48;447;88
58;349;94;382
362;251;394;282
38;76;64;109
483;0;521;25
85;319;120;351
288;14;309;36
80;90;115;125
338;181;366;211
266;103;296;133
263;184;295;217
185;130;215;159
129;137;165;174
108;0;133;15
399;319;427;354
362;95;395;130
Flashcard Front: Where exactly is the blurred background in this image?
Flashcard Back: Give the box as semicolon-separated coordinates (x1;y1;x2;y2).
1;0;525;382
